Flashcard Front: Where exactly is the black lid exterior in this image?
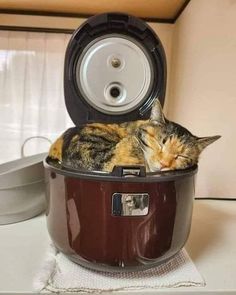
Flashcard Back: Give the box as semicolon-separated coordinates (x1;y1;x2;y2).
64;12;167;125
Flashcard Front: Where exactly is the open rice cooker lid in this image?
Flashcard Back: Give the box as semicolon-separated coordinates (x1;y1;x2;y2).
64;12;167;125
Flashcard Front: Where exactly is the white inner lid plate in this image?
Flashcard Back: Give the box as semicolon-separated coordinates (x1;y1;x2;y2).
76;34;154;115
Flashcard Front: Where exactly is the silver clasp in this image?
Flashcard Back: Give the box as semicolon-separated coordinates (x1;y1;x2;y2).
112;193;149;216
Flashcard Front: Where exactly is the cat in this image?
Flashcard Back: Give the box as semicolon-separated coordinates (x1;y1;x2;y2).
48;99;220;172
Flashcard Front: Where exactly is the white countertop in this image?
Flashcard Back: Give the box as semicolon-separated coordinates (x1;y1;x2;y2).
0;200;236;294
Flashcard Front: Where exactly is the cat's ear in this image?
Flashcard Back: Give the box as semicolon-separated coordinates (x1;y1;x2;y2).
150;99;166;125
197;135;221;151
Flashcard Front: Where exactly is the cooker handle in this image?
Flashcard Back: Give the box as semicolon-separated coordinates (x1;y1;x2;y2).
111;165;146;177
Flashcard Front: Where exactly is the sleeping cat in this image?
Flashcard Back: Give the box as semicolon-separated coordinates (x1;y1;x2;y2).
48;99;220;172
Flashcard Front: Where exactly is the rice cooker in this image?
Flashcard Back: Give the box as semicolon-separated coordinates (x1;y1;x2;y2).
44;12;197;272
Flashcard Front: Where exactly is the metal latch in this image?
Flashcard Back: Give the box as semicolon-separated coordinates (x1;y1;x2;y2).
111;166;146;177
112;193;149;216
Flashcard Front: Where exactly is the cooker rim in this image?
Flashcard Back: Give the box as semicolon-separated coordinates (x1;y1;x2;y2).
44;157;198;183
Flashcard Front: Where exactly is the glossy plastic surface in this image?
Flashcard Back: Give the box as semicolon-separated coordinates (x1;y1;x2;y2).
45;163;197;272
64;12;166;124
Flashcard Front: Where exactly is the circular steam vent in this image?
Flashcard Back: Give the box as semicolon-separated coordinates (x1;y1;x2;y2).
64;13;167;124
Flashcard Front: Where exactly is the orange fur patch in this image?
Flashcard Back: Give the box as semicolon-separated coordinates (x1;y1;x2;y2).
48;136;63;161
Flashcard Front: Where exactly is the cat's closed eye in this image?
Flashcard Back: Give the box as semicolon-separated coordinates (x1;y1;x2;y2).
175;155;190;160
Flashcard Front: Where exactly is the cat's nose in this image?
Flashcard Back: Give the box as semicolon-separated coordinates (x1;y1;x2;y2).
159;161;168;169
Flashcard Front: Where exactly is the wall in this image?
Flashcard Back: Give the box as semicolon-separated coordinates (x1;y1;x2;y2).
168;0;236;197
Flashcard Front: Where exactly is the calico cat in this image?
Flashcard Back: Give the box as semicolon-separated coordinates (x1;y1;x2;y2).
48;99;220;172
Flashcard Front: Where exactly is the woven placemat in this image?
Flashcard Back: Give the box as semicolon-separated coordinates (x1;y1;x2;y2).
34;245;205;293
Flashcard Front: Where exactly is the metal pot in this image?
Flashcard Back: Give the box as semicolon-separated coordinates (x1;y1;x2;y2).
0;153;46;225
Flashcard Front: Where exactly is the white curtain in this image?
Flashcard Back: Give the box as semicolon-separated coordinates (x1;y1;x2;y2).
0;30;73;163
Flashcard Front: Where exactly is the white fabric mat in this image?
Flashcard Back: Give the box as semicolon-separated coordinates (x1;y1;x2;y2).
34;244;205;293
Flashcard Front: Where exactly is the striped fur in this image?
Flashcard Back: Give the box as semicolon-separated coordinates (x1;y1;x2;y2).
48;100;220;172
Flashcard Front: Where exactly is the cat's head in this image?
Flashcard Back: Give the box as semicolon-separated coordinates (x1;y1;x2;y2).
136;99;221;172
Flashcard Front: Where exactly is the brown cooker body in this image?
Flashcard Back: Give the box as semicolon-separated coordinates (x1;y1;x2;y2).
45;162;197;272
